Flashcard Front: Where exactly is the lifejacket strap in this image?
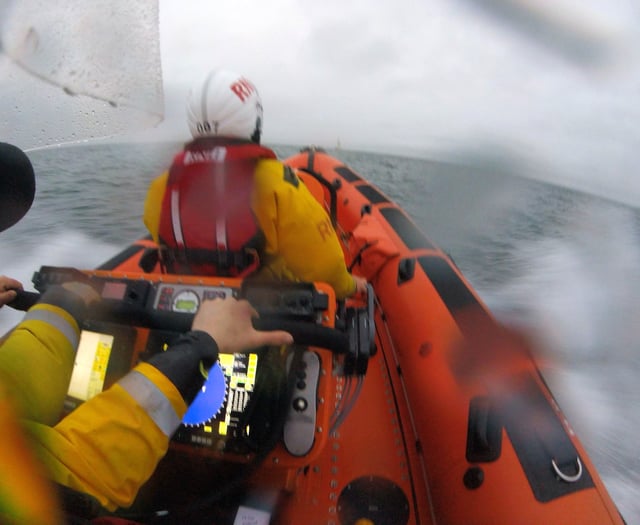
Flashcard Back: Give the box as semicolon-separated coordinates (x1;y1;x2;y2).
160;246;260;276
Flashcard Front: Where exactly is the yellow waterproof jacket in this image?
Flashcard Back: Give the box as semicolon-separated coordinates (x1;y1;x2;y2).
144;157;357;299
0;299;186;513
25;363;185;511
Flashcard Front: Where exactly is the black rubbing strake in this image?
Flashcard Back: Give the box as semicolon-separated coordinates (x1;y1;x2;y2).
500;373;595;502
381;208;436;251
357;185;390;205
334;165;362;182
417;255;478;312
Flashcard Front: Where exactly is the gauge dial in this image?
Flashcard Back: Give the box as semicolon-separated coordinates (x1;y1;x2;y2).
172;289;200;313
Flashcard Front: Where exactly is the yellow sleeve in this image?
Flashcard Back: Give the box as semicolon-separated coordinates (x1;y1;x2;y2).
143;171;169;243
24;363;187;511
0;304;80;426
252;160;356;299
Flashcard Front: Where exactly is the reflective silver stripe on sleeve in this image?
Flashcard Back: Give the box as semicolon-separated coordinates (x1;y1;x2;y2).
23;308;80;348
118;371;182;437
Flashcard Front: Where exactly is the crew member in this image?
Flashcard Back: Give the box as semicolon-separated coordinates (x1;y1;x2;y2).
143;68;367;299
0;142;294;523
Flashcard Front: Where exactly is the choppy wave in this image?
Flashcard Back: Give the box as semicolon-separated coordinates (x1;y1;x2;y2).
0;231;121;334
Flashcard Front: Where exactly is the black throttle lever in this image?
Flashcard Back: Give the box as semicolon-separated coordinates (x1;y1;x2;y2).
6;290;350;354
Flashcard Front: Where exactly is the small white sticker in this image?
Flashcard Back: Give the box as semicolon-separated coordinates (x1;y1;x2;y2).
233;505;271;525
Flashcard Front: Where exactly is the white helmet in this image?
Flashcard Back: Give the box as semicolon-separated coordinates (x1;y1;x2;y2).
186;69;263;143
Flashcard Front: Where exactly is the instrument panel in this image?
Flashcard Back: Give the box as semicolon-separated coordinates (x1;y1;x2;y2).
31;268;339;467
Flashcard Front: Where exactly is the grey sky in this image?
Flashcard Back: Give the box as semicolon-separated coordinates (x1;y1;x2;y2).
2;0;639;206
155;0;640;206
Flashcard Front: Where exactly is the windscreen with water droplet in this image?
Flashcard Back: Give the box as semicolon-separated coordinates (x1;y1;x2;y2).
0;0;163;150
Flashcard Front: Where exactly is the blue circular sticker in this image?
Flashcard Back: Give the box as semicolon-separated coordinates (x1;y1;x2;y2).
182;362;227;426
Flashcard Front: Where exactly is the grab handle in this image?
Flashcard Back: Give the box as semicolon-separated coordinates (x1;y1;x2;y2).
551;457;583;483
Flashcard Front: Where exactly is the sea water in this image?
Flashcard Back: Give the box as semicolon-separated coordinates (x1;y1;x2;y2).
1;141;638;523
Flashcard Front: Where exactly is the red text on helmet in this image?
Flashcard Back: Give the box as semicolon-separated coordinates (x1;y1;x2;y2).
230;78;256;103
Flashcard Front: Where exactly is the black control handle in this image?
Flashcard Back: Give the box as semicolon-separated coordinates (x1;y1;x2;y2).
6;289;350;354
6;289;39;311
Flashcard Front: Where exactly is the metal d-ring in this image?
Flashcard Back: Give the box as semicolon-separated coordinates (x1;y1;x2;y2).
551;457;583;483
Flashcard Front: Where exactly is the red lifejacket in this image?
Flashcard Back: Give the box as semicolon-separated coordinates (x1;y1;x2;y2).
157;138;278;276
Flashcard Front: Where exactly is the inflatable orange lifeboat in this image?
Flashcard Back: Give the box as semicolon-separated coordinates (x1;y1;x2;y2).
18;148;625;524
284;147;625;525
